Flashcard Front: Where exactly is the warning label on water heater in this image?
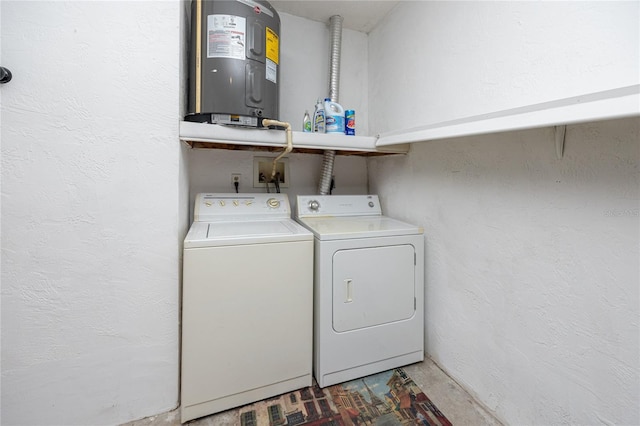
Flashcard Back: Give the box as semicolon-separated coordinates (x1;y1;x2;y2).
265;27;278;83
207;15;246;60
265;27;279;64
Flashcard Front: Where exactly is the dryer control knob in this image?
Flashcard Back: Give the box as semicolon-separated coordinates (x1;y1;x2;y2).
308;200;320;211
267;198;280;208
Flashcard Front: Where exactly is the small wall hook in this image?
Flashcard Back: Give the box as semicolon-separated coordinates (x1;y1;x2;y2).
0;67;12;84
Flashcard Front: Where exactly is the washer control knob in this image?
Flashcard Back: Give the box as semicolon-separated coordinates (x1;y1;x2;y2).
267;198;280;208
219;200;225;207
308;200;320;211
368;201;375;208
233;200;239;206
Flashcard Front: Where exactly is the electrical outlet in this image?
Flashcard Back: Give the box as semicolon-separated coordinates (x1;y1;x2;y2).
253;156;289;188
231;173;241;185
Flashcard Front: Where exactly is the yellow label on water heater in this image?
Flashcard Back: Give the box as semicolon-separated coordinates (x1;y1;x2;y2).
266;27;279;64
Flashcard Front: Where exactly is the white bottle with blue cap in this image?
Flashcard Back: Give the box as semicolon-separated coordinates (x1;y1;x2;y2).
324;98;345;133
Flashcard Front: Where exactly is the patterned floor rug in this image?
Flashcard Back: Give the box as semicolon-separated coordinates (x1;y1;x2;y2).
237;368;452;426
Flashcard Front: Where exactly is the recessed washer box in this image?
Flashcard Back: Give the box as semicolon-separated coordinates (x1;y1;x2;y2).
253;156;289;188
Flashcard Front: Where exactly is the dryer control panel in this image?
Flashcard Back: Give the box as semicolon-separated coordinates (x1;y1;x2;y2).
296;195;381;217
194;193;290;222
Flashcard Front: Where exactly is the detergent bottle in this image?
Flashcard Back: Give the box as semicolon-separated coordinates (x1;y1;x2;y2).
313;99;325;133
303;110;312;132
324;98;345;133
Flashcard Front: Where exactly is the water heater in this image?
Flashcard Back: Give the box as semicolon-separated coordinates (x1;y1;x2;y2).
186;0;280;127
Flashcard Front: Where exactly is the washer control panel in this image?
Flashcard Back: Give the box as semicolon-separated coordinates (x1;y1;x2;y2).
194;193;290;222
296;195;382;217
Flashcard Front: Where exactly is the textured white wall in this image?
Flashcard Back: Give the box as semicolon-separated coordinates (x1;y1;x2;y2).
367;4;640;423
279;12;369;134
1;1;182;425
368;117;639;425
368;1;639;135
187;148;368;219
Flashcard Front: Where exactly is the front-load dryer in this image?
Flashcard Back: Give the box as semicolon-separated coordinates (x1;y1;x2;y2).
295;195;424;388
181;193;313;422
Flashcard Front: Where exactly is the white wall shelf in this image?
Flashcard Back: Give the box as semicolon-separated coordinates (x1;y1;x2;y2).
179;121;409;155
376;85;640;146
181;85;638;154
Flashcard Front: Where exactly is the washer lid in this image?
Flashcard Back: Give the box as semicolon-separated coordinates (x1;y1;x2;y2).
184;219;313;248
297;215;423;240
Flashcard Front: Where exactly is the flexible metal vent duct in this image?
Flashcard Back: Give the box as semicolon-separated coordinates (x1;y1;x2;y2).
328;15;343;103
318;150;336;195
318;15;343;195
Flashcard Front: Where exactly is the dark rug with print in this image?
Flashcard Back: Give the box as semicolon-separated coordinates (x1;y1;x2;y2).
238;368;452;426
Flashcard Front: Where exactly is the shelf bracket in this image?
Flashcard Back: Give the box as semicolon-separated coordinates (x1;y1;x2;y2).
555;125;566;159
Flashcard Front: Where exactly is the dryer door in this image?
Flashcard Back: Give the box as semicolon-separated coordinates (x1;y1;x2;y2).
332;244;415;332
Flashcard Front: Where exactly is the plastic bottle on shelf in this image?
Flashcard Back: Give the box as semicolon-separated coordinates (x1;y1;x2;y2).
345;109;355;135
324;98;345;133
303;110;312;132
313;99;325;133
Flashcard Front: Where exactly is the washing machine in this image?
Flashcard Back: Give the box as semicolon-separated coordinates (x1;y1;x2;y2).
181;193;313;423
295;194;424;388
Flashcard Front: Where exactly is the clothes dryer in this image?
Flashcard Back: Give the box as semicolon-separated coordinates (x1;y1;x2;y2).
296;195;425;388
181;193;313;422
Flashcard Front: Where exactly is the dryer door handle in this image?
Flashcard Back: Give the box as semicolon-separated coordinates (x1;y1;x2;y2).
345;279;353;303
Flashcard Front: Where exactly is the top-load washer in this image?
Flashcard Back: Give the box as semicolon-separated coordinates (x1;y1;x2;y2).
296;194;425;388
181;193;313;423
